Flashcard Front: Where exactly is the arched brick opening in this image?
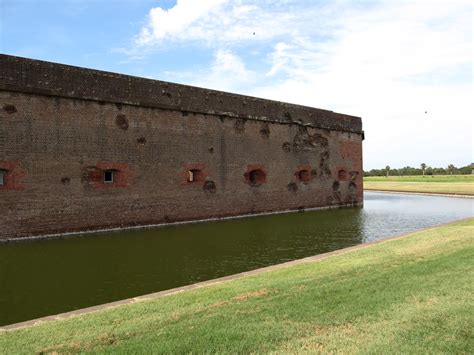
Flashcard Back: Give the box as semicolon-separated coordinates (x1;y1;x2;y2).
245;169;266;187
296;169;312;183
338;169;347;181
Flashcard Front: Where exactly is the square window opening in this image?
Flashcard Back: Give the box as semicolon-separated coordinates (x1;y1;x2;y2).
187;169;201;183
104;170;114;183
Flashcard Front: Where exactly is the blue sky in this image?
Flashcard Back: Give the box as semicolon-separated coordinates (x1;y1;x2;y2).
1;0;472;169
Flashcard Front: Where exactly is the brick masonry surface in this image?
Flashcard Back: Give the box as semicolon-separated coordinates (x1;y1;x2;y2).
0;55;363;239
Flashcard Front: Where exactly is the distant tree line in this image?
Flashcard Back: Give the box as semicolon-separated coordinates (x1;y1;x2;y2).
364;163;474;176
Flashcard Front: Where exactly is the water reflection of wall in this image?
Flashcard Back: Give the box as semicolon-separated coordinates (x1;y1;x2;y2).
3;192;470;326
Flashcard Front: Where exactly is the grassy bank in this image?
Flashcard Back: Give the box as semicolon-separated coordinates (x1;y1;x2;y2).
1;219;473;353
364;175;474;195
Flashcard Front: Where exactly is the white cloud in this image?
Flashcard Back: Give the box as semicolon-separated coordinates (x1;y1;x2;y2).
163;49;255;92
212;49;251;80
136;0;304;46
266;42;291;77
136;0;228;45
132;0;473;169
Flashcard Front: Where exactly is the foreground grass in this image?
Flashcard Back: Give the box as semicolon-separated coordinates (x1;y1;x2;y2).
1;219;473;353
364;175;474;195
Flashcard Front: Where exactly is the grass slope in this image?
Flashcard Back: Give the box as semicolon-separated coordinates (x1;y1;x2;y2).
1;219;473;353
364;175;474;195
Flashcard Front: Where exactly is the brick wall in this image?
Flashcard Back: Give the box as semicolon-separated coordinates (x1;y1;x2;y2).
0;55;363;240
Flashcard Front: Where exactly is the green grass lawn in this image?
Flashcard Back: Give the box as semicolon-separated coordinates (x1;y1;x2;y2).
364;175;474;195
364;175;474;183
1;219;473;353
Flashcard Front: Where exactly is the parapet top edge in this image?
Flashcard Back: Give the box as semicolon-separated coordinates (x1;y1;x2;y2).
0;54;363;133
1;86;364;136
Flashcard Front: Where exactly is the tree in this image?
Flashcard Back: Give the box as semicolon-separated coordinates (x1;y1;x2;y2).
421;163;426;177
385;165;390;177
447;164;455;175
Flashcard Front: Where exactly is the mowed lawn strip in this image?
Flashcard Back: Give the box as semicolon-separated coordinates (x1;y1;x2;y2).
364;175;474;195
1;219;473;353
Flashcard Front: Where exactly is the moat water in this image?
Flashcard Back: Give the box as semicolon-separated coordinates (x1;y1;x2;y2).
1;192;473;326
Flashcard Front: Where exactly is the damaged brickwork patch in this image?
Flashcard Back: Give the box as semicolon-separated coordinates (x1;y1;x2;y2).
287;182;298;193
319;151;332;178
161;90;172;99
116;114;129;130
332;181;342;204
292;126;332;178
293;126;329;152
203;180;217;193
3;104;17;114
234;119;246;133
350;171;359;181
260;123;270;139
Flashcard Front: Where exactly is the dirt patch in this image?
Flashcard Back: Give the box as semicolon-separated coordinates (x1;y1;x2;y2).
169;313;181;321
233;288;269;301
209;288;270;309
210;300;231;308
97;333;118;345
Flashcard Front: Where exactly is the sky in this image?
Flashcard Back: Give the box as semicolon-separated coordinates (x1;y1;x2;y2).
0;0;472;170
